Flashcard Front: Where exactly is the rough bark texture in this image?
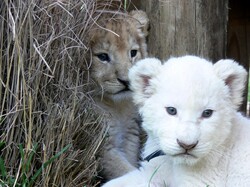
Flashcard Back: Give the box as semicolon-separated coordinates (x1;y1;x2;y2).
139;0;228;62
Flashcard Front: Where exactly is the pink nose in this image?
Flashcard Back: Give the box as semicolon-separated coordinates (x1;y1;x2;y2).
177;139;198;151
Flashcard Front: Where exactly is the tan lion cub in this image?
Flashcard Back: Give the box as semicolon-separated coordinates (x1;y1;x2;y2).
89;10;149;180
103;56;250;187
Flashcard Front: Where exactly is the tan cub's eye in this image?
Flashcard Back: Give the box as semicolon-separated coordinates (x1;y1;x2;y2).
201;109;213;118
96;53;110;62
166;107;177;115
130;50;137;58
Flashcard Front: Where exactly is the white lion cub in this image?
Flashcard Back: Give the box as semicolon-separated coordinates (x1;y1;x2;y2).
102;55;250;187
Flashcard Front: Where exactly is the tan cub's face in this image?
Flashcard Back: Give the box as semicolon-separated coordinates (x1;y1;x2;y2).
90;11;149;100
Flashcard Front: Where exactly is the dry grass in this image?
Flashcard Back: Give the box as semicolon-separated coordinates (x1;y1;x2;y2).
0;0;128;186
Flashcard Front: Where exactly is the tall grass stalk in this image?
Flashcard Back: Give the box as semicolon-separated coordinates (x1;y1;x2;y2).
0;0;127;186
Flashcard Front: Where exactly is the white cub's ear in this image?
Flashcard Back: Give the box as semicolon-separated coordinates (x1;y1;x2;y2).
129;58;162;106
213;59;248;109
129;10;149;36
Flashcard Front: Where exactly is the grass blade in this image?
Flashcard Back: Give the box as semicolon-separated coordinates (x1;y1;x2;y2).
28;144;71;187
25;143;38;173
0;157;7;178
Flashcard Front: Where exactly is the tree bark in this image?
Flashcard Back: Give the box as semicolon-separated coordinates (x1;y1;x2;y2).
139;0;228;62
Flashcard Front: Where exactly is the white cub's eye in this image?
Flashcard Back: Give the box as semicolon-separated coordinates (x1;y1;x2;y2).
96;53;110;62
130;49;137;58
166;107;177;115
202;109;213;118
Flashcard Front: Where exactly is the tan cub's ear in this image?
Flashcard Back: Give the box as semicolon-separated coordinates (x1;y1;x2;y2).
129;10;149;36
129;58;162;106
213;59;248;109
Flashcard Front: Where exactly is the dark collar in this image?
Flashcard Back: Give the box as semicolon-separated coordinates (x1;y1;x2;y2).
144;150;166;162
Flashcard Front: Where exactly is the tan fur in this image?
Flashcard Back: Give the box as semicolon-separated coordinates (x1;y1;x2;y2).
89;10;149;180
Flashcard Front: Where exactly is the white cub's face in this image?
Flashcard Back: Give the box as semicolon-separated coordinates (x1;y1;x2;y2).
142;63;229;165
129;56;247;165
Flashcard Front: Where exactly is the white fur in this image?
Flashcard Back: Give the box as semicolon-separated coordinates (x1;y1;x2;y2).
102;55;250;187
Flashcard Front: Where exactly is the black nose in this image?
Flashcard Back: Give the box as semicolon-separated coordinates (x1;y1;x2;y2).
177;139;198;151
117;78;130;88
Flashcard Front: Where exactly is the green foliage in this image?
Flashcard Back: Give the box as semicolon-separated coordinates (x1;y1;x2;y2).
148;164;162;187
124;0;127;10
0;143;71;187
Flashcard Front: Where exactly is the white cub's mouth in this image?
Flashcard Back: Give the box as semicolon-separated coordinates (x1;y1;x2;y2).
170;149;200;165
170;148;198;160
173;139;199;158
161;139;206;165
174;151;197;158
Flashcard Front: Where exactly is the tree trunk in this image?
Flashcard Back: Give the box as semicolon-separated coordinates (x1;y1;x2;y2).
139;0;228;62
